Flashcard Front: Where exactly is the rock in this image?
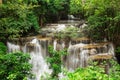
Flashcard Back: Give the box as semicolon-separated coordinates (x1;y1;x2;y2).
89;53;113;60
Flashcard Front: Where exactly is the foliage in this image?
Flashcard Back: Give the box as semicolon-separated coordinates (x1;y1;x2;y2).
33;0;68;24
47;45;67;79
0;42;7;54
69;0;120;46
0;42;32;80
0;0;69;40
69;0;84;18
115;47;120;53
33;0;65;15
63;59;120;80
84;0;120;44
0;0;39;40
70;0;82;14
63;66;108;80
109;59;120;80
54;26;80;39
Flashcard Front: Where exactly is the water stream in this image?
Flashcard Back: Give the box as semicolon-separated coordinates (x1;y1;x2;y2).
7;38;52;80
7;20;114;80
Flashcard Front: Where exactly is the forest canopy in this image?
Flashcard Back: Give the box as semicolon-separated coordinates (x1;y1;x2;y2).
0;0;120;46
0;0;120;80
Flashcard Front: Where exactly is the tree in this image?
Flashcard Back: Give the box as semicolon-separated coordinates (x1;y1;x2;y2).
32;0;68;26
83;0;120;47
47;46;67;79
0;42;32;80
63;60;120;80
0;0;39;40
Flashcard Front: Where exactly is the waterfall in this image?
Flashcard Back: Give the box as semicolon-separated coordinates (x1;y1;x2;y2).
7;42;20;52
53;39;57;51
6;20;115;80
56;24;66;32
108;43;114;56
7;38;52;80
61;41;65;49
65;43;87;71
7;37;115;79
80;50;89;67
63;41;114;71
24;38;52;80
53;39;66;51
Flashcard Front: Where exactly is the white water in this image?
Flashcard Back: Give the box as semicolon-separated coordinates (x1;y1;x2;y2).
7;42;20;52
24;38;52;80
56;24;66;32
53;39;57;51
53;40;115;71
61;41;65;49
7;38;52;80
108;43;114;56
66;43;87;70
80;50;89;67
6;20;115;80
7;38;115;80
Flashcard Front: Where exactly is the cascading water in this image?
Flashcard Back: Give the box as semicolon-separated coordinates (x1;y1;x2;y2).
108;43;114;56
7;42;20;52
6;20;115;80
53;39;57;51
7;38;52;80
80;49;89;67
53;39;115;71
65;43;87;71
53;39;66;51
24;38;52;80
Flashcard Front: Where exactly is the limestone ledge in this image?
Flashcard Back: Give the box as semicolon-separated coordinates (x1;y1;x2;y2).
89;53;113;60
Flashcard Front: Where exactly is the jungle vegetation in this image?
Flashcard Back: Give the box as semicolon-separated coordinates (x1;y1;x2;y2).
0;0;120;80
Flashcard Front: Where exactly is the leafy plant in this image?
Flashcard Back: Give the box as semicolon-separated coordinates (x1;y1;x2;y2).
115;47;120;53
0;42;33;80
84;0;120;45
0;0;39;40
47;45;67;79
69;0;85;18
115;47;120;64
54;26;80;39
0;42;7;54
63;59;120;80
109;59;120;79
69;0;120;46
